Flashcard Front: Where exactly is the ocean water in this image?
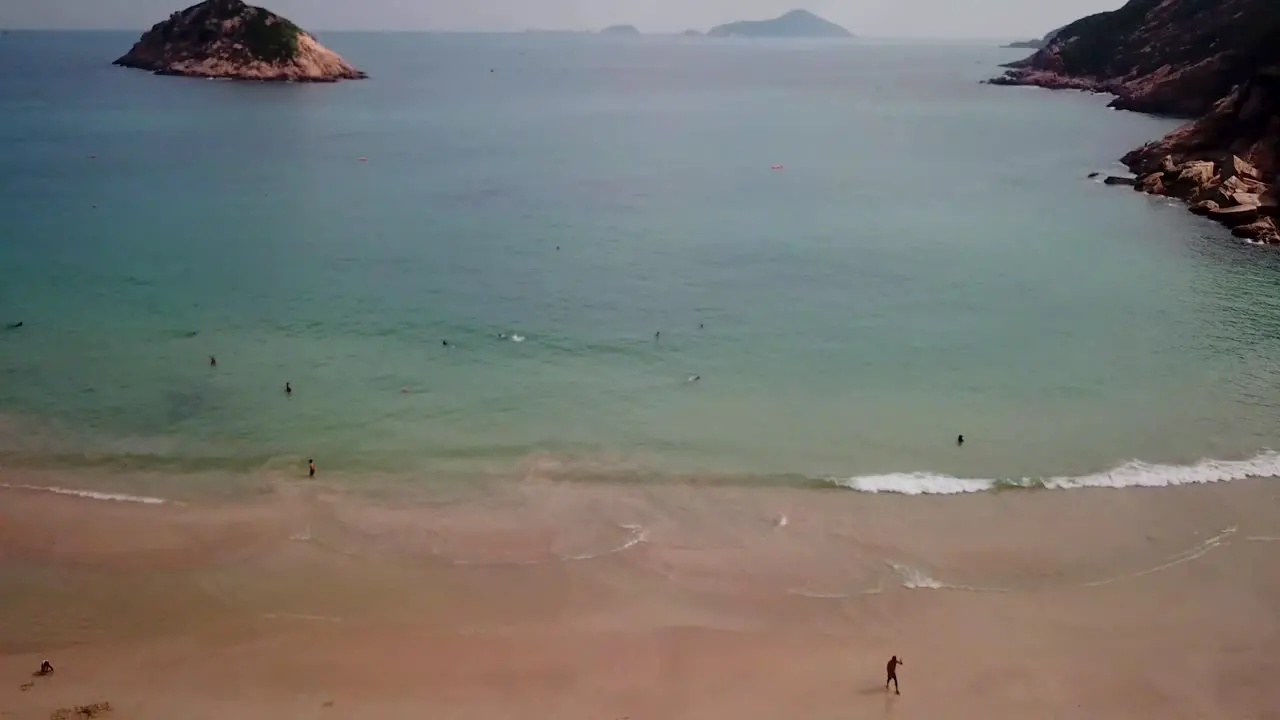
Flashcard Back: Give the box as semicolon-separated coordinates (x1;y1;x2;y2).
3;32;1280;494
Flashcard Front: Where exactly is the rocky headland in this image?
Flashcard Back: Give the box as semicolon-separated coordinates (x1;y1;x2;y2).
988;0;1280;243
114;0;365;82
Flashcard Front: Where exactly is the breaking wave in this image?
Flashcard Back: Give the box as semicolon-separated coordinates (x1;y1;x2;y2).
827;451;1280;495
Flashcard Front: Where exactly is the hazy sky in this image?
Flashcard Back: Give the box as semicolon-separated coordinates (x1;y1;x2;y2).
1;0;1122;38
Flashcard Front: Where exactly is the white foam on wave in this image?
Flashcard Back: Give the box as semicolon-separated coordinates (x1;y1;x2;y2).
887;561;944;589
829;451;1280;496
0;483;168;505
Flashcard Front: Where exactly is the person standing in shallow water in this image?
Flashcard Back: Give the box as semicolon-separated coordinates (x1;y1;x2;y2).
956;434;964;447
886;655;903;694
308;459;315;478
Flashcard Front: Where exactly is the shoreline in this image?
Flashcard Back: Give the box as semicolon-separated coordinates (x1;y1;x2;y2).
988;68;1280;245
2;473;1279;718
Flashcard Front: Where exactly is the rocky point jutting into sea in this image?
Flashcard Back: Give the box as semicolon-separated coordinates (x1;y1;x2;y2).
114;0;365;82
990;0;1280;244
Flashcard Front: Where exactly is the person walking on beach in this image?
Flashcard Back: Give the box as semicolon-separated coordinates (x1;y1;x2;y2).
308;458;316;478
886;655;903;695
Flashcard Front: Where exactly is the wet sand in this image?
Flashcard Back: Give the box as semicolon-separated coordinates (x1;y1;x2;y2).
2;470;1279;719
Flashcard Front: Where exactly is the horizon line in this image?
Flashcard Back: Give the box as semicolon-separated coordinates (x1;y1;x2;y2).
0;28;1041;42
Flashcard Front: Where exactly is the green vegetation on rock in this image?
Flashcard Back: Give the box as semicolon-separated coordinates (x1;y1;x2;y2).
243;9;300;62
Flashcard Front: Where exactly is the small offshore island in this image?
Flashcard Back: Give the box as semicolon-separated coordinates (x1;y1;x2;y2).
989;0;1278;243
114;0;365;82
707;10;853;39
599;24;641;36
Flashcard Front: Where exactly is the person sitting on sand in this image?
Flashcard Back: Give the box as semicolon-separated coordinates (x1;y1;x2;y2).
885;655;903;694
38;661;53;676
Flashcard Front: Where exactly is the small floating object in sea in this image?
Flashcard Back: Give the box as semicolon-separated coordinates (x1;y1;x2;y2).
771;164;784;170
511;334;525;343
359;156;368;162
89;154;96;159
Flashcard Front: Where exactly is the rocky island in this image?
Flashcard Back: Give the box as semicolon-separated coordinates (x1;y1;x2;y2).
708;10;853;39
114;0;365;82
599;24;641;36
989;0;1279;243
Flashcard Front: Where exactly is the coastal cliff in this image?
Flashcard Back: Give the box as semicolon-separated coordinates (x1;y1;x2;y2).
989;0;1280;243
114;0;366;82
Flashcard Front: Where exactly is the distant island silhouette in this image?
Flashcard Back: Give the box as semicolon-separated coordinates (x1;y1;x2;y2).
707;10;853;39
599;24;641;36
1001;25;1066;50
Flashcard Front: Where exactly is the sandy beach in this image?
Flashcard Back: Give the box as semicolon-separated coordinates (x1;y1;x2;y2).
2;469;1279;720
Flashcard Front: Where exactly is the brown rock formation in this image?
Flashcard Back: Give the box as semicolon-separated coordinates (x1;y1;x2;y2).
987;0;1278;117
990;0;1280;244
114;0;365;82
1125;154;1280;243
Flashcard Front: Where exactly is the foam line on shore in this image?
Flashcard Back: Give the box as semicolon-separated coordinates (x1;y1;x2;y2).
828;451;1280;495
0;482;168;504
1079;527;1236;588
558;524;649;561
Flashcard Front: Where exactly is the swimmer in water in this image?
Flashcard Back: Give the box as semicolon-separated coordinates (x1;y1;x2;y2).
209;355;217;367
285;382;292;395
6;321;23;329
498;332;507;340
442;340;449;348
957;434;964;447
655;331;660;341
688;375;701;383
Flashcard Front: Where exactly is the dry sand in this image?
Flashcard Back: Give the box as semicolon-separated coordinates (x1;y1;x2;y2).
1;470;1279;719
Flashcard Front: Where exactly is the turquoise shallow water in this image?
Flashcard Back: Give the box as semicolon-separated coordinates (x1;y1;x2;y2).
3;32;1280;492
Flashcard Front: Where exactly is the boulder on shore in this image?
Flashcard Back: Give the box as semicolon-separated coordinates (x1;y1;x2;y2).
1137;172;1165;194
114;0;365;82
1206;204;1261;227
1232;218;1280;242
